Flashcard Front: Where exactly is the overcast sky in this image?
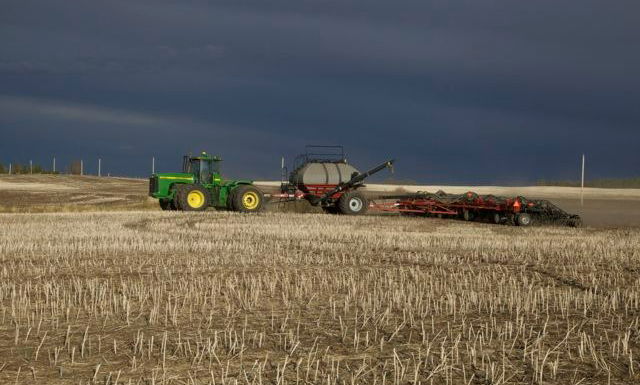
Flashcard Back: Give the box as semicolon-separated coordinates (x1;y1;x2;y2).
1;0;638;183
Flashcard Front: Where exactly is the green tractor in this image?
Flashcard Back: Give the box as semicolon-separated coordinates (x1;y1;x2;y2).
148;152;264;212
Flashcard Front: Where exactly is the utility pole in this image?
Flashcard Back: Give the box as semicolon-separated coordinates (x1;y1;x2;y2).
53;157;56;173
580;154;585;207
98;158;102;177
81;160;84;176
8;163;11;174
152;157;155;174
30;160;33;174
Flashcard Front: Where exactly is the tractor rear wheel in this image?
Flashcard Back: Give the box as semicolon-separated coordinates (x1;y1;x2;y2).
176;185;210;211
337;191;368;215
231;185;264;213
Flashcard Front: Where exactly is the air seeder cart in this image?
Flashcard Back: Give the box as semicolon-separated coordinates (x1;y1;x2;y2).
271;145;395;215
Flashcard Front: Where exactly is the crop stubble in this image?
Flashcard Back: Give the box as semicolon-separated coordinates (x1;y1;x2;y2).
0;211;638;384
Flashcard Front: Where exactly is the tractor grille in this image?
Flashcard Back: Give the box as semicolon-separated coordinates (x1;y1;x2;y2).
148;176;158;196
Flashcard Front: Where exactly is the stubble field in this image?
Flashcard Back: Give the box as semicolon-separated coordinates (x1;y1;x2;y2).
1;211;639;384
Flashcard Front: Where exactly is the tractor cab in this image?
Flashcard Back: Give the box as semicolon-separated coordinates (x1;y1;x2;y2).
182;152;221;185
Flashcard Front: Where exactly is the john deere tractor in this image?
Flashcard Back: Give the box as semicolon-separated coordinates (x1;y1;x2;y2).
148;152;264;212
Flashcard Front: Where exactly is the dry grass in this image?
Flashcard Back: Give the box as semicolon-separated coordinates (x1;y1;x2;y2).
0;211;639;384
0;175;152;213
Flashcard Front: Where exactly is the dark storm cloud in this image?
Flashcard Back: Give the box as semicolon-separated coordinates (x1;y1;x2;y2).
1;0;639;182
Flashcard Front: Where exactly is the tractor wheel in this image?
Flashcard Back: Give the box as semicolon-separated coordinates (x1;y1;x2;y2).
515;213;532;227
337;191;368;215
176;185;210;211
231;185;264;213
159;198;175;211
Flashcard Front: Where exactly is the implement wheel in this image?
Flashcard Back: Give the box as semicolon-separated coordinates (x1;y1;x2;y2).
231;185;264;213
515;213;532;226
176;185;210;211
337;191;368;215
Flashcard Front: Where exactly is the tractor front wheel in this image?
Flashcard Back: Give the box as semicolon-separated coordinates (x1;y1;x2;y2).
176;185;210;211
159;198;176;211
231;185;264;213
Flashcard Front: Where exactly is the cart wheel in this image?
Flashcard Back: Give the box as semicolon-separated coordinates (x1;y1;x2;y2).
515;213;532;226
337;191;368;215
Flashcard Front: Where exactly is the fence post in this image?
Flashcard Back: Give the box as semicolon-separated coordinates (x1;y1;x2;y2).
580;154;585;207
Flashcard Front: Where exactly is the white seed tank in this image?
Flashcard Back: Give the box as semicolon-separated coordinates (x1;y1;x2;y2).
290;162;360;187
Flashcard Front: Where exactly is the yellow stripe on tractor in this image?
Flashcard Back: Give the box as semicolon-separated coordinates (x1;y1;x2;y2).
159;176;193;180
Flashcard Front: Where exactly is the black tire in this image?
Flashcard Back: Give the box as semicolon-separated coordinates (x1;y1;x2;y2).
159;198;174;211
176;184;210;211
568;217;582;227
231;185;264;213
337;191;368;215
493;213;503;224
170;185;181;210
322;206;339;214
515;213;532;227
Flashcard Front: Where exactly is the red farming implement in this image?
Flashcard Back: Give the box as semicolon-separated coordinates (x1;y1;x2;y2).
270;146;582;227
369;191;582;227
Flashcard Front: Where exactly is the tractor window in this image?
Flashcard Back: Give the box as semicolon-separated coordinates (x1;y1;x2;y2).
199;160;211;183
191;159;212;183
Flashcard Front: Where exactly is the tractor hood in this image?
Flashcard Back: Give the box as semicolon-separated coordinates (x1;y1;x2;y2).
154;173;194;182
149;173;195;198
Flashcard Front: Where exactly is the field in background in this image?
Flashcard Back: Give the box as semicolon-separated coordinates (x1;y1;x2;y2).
0;175;153;212
1;211;639;384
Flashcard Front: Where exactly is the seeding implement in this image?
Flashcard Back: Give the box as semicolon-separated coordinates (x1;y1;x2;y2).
272;146;581;226
369;191;582;227
148;152;264;212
